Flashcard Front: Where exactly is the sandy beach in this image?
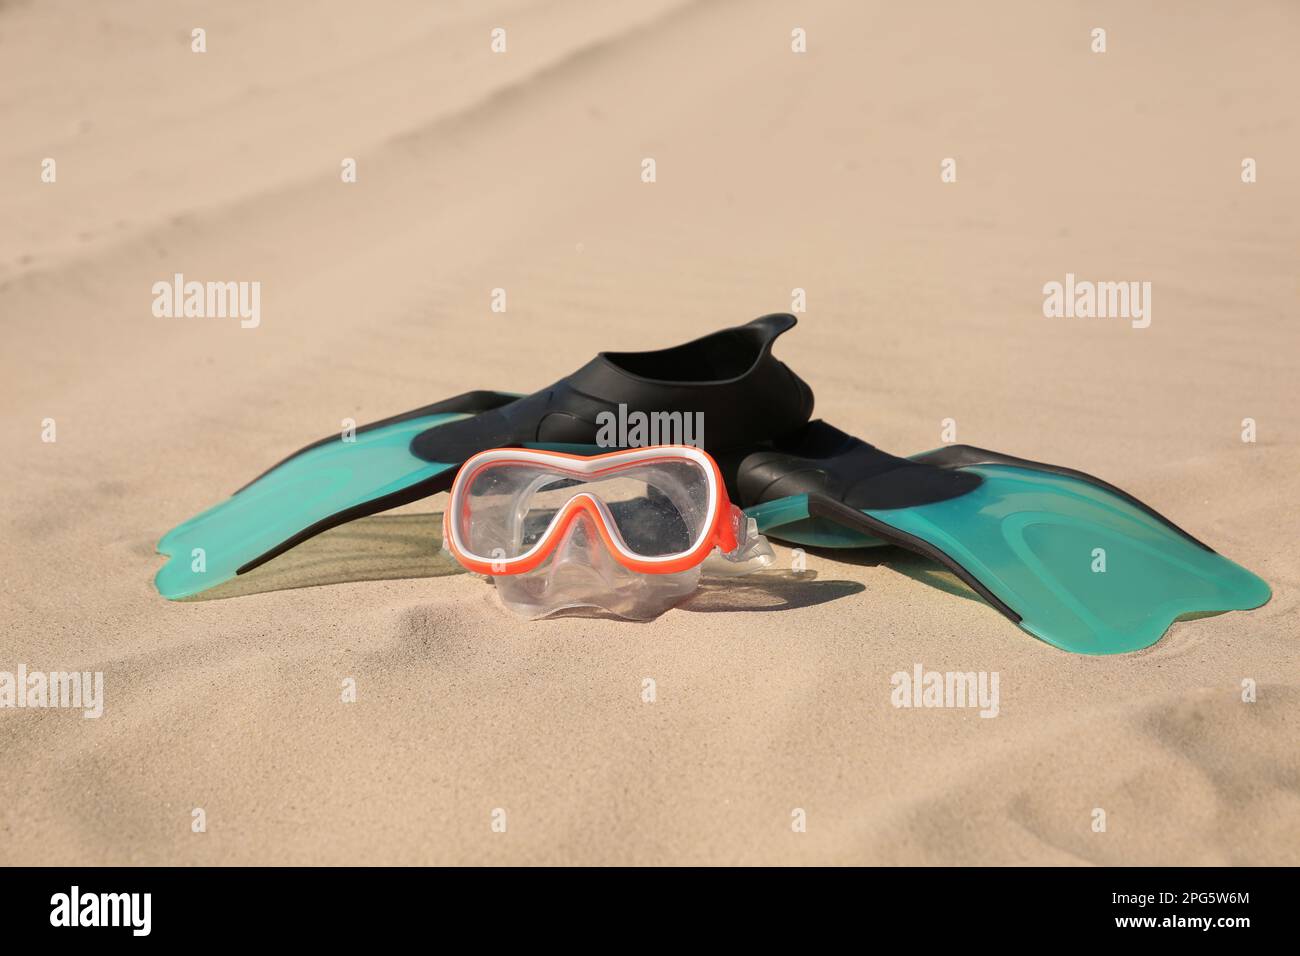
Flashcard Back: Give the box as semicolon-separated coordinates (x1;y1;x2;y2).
2;0;1296;865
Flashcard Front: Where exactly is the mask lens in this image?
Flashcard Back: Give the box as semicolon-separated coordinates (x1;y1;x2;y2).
456;456;714;562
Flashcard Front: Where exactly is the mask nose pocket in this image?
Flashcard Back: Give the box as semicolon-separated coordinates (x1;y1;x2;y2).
495;510;704;620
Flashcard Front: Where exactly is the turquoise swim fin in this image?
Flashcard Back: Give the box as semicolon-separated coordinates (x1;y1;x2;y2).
736;422;1271;654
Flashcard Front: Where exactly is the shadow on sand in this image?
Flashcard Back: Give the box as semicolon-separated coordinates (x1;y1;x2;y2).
180;514;984;621
178;513;462;601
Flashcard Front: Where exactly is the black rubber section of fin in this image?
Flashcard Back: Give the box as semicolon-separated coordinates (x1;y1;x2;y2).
910;444;1214;553
409;313;815;464
725;420;981;511
804;494;1022;624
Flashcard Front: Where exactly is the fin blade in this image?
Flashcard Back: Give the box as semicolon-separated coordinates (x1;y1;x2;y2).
154;410;475;599
752;465;1270;654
